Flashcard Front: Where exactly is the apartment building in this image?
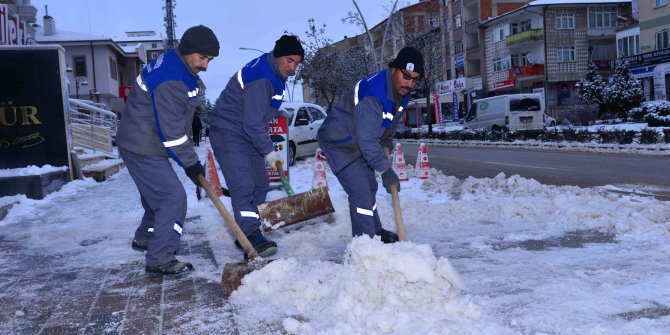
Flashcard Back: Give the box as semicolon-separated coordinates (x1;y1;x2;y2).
482;0;631;119
434;0;527;122
620;0;670;101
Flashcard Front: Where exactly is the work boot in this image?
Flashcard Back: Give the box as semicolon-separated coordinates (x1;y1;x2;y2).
145;259;193;276
131;239;148;252
377;228;399;244
243;231;277;259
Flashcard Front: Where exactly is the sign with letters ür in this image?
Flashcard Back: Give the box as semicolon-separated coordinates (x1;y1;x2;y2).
0;46;71;170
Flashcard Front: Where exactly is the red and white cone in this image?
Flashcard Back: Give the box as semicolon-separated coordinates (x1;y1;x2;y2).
415;143;431;179
312;148;328;189
205;148;224;196
392;143;409;182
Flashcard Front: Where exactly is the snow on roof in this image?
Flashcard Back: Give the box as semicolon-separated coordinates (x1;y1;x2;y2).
528;0;630;5
120;44;140;54
113;35;163;43
34;26;111;43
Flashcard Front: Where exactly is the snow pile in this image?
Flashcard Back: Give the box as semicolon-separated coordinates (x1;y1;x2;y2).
230;237;489;335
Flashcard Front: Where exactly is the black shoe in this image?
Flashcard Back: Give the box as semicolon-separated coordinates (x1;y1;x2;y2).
242;231;277;259
377;228;399;244
131;239;148;252
145;259;193;276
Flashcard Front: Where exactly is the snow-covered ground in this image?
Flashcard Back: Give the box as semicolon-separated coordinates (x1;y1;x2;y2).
1;142;670;334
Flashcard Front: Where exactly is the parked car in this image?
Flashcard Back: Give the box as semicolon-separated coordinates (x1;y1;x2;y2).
462;94;545;131
278;102;327;166
544;114;557;127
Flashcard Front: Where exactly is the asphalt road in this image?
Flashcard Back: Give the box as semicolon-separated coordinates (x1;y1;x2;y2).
400;143;670;201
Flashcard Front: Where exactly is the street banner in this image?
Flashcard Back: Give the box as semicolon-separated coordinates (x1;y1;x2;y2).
266;116;289;187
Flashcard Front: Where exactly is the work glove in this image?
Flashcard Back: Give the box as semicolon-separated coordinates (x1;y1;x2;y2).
382;140;394;156
265;151;283;171
184;161;205;187
381;168;400;194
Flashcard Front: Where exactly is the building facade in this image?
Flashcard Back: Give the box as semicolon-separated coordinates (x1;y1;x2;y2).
482;0;631;120
621;0;670;101
34;13;152;116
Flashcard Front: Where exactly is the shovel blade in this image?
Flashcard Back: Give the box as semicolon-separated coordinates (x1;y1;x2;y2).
258;187;334;231
221;259;273;297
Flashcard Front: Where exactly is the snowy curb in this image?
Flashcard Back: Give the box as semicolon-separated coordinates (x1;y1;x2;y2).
399;139;670;156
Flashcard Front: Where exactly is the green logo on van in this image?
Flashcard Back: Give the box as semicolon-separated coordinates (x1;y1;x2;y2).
479;102;488;110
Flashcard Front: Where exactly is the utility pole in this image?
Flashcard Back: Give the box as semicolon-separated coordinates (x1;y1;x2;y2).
163;0;177;49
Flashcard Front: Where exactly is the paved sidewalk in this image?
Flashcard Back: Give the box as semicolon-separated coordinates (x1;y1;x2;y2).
0;225;238;334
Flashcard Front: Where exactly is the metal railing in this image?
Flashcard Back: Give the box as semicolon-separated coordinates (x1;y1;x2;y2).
506;29;544;47
68;98;118;156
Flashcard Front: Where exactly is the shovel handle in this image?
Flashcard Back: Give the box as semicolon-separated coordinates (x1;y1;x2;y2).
199;175;257;259
384;147;406;241
275;161;295;196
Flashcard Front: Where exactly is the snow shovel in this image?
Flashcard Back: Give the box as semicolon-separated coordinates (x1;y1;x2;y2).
384;147;406;241
197;175;272;297
257;161;334;231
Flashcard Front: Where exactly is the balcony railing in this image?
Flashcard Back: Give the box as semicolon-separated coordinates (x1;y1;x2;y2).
509;64;544;79
506;29;544;46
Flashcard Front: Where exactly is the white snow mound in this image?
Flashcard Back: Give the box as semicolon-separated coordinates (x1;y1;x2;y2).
230;236;482;335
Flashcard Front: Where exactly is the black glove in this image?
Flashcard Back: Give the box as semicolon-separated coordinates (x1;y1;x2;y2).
184;161;205;187
381;168;400;194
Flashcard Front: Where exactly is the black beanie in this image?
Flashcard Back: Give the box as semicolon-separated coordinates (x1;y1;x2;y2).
272;35;304;59
389;46;424;76
178;25;220;57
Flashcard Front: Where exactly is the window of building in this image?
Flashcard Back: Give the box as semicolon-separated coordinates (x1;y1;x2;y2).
557;46;576;62
556;10;575;29
656;29;669;50
148;50;160;60
73;56;86;77
493;56;511;72
151;42;157;48
617;34;640;57
511;53;530;68
454;40;463;54
492;25;509;42
109;57;118;81
654;0;668;8
430;16;440;28
588;6;617;28
453;14;462;28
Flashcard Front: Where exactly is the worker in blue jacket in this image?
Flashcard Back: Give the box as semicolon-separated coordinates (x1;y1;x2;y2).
209;35;304;258
116;25;219;275
317;47;424;243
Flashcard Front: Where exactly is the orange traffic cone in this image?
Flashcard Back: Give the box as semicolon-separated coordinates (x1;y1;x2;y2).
312;148;328;189
392;143;409;182
415;143;430;179
205;148;224;196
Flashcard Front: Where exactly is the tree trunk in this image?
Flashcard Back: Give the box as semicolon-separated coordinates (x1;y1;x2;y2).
425;83;432;135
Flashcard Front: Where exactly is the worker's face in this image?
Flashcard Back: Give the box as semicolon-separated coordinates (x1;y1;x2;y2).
184;53;215;73
391;68;421;97
275;55;302;79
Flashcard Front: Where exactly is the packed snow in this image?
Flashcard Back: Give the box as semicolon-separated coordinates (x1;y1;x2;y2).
1;142;670;334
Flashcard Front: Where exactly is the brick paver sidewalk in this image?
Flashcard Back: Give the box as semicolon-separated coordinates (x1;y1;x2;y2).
0;227;239;334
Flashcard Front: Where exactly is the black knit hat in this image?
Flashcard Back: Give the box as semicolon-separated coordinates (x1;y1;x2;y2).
272;35;304;59
178;25;220;57
389;46;424;76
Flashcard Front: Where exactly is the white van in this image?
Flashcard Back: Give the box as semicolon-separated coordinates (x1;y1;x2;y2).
462;94;545;131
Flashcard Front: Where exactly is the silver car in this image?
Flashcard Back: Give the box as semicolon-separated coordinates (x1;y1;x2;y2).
279;102;328;166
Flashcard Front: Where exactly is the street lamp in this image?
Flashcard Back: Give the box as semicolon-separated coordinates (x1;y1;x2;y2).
89;89;100;103
75;77;88;99
239;47;265;53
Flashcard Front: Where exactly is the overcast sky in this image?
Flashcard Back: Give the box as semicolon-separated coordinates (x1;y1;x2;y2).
31;0;418;102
